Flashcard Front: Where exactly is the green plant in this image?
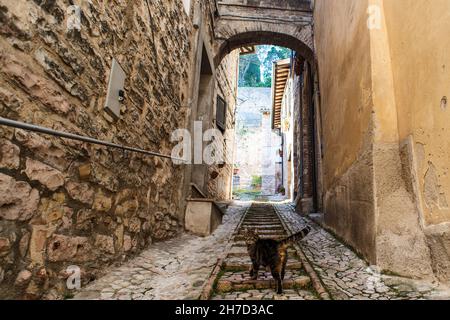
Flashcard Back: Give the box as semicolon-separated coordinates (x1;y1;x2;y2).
251;175;262;187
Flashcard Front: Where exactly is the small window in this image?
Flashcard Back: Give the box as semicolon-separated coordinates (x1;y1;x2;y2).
216;96;227;133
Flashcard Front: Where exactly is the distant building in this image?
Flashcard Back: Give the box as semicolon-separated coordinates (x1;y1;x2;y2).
233;88;282;195
272;59;294;199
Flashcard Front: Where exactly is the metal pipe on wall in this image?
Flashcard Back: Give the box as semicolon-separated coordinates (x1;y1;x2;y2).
0;117;186;162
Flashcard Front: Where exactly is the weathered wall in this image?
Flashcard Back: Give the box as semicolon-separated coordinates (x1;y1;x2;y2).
214;0;314;66
383;0;450;282
0;0;237;299
207;50;239;200
314;0;448;281
314;0;377;263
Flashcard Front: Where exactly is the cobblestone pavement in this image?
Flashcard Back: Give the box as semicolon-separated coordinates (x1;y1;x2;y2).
275;203;450;300
73;201;450;300
212;288;317;301
73;202;249;300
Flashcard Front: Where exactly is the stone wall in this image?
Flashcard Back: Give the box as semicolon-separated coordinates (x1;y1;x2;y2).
207;50;239;200
0;0;237;299
313;0;378;265
313;0;448;281
214;0;314;66
382;0;450;282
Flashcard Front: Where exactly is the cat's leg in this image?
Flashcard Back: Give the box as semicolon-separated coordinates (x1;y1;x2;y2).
250;262;260;280
281;253;288;280
270;268;283;294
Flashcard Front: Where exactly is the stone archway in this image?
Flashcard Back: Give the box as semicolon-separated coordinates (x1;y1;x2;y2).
212;2;322;215
213;1;315;66
214;29;315;67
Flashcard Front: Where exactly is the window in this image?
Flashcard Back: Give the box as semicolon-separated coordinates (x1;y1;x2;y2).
216;96;227;133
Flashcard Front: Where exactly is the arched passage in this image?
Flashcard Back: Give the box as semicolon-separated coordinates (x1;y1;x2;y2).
214;31;315;67
216;29;323;214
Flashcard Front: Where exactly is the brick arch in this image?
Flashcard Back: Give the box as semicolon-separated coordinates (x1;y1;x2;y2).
214;26;314;67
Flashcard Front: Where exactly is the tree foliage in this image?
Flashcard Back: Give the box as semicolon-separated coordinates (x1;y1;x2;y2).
238;46;291;88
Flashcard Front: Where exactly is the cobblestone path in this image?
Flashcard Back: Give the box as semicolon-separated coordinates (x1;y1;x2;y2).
73;202;249;300
73;201;450;300
275;204;450;300
209;203;322;300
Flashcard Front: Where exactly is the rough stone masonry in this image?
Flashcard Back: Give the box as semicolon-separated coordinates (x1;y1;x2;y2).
0;0;237;299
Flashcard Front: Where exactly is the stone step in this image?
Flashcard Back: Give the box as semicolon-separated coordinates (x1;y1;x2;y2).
241;222;283;229
227;248;297;257
223;260;302;272
238;229;285;234
243;221;280;224
237;229;286;235
241;224;284;229
244;215;278;218
232;241;248;247
241;222;283;226
234;235;284;241
216;271;311;293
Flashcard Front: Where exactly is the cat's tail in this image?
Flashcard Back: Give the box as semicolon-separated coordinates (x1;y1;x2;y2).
279;226;311;246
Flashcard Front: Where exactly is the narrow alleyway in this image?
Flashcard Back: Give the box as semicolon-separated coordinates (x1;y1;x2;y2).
73;202;450;301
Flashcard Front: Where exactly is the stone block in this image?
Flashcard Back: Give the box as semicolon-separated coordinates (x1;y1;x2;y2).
114;225;124;251
127;217;141;233
93;191;112;212
94;234;115;255
24;158;64;191
75;209;94;231
0;53;72;115
29;225;50;265
38;193;71;224
66;181;94;205
47;234;92;262
123;235;132;252
78;164;91;180
0;173;39;221
15;270;32;286
0;236;11;257
19;232;30;258
0;139;20;169
184;199;223;237
15;130;68;171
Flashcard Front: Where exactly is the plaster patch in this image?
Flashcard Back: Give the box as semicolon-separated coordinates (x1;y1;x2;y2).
424;163;449;210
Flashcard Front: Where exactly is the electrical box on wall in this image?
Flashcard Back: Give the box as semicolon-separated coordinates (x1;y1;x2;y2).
104;58;126;119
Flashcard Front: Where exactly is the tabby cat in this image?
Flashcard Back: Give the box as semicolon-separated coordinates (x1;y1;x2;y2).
243;226;311;294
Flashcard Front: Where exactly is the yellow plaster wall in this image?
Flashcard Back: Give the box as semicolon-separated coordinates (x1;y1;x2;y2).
383;0;450;226
314;0;374;191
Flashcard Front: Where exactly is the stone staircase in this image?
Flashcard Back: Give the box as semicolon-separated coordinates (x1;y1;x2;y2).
210;203;319;300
